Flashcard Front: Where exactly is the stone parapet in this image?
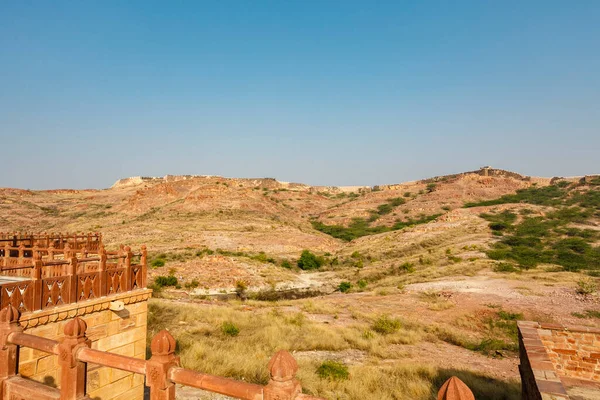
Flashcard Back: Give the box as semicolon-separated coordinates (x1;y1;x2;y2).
18;289;151;400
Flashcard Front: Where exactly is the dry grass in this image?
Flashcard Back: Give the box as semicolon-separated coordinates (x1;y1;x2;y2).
148;299;519;399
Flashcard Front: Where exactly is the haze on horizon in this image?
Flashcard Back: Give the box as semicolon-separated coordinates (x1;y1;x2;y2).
1;1;599;190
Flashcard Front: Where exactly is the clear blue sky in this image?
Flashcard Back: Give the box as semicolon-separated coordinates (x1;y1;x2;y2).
1;1;599;189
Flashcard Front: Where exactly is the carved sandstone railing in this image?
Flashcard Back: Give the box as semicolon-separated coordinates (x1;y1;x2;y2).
0;232;102;252
0;239;147;313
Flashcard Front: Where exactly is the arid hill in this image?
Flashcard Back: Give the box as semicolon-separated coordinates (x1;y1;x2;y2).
2;168;599;400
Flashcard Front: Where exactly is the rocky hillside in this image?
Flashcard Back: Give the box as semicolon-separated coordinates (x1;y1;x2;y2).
2;168;595;290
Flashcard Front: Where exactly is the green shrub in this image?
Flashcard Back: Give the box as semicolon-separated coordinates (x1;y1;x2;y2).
399;262;415;273
497;310;523;321
221;322;240;337
572;310;600;319
297;250;324;270
473;338;517;355
151;259;165;268
388;197;406;207
154;275;178;288
184;279;200;289
195;248;214;257
338;282;352;293
312;209;441;241
316;360;349;381
493;262;519;273
280;260;292;269
576;278;597;295
372;315;401;334
357;279;367;289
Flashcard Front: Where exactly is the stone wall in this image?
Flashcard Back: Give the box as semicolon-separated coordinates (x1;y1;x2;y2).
518;321;600;400
539;325;600;381
16;289;151;400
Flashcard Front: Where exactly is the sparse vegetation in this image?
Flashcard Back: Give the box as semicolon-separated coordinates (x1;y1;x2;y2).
477;182;600;272
572;309;600;319
576;278;597;295
312;213;441;241
372;315;401;334
316;361;349;381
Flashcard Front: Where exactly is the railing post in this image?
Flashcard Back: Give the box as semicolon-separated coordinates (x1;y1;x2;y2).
64;243;72;259
2;243;9;267
0;305;22;397
117;244;124;268
124;246;133;291
58;317;91;400
146;330;180;400
141;245;148;288
32;249;43;311
18;244;25;265
264;351;302;400
99;245;107;297
68;257;78;303
48;244;55;260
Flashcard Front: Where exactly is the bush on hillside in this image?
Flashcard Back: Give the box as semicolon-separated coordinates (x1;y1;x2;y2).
316;360;349;381
338;281;352;293
154;275;178;288
297;250;324;270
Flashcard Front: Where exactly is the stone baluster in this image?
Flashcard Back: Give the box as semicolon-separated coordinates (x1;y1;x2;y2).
2;244;9;267
117;244;124;268
64;243;72;259
99;244;107;296
48;244;55;260
17;244;25;265
32;248;43;311
147;330;180;400
124;246;133;291
0;305;21;397
58;318;91;400
67;257;78;303
264;350;302;400
141;245;148;288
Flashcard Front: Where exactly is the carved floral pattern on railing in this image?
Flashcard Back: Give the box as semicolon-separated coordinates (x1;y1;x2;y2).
77;273;101;301
0;282;33;313
107;269;126;295
42;278;69;308
131;266;144;289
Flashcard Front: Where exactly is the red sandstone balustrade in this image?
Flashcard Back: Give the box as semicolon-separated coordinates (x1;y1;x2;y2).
0;240;147;313
0;232;102;252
